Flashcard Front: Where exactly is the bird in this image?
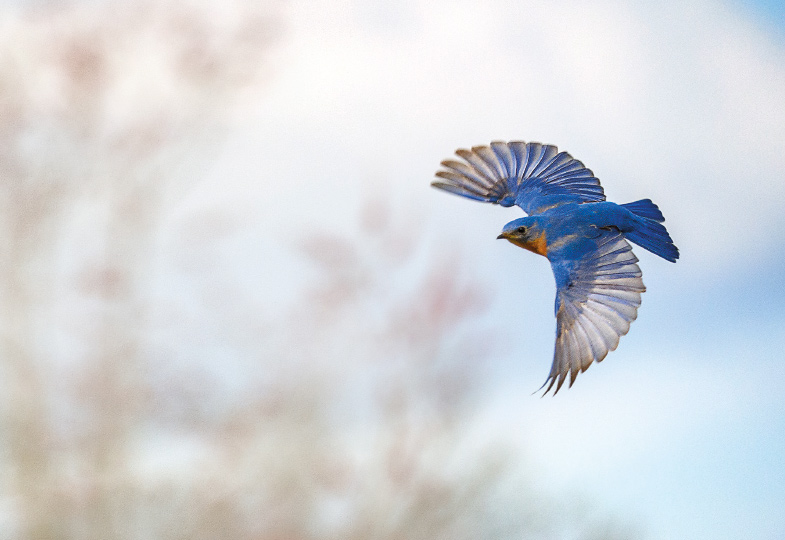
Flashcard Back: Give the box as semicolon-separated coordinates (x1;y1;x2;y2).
431;141;678;394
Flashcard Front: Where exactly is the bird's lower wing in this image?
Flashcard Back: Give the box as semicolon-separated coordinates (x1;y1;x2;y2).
542;234;645;395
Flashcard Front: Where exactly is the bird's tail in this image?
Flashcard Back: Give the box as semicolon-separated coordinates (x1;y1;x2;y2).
622;199;679;262
622;198;664;222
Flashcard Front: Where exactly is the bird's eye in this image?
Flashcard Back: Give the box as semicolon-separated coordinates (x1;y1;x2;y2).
516;226;527;234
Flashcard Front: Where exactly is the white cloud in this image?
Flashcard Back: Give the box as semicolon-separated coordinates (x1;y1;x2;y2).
7;0;779;537
480;339;785;539
179;3;785;537
198;0;785;281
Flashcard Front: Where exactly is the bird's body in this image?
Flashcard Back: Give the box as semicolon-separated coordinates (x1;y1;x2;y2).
505;201;677;263
432;141;678;394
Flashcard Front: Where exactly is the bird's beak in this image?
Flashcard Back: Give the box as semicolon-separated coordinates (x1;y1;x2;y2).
497;233;507;240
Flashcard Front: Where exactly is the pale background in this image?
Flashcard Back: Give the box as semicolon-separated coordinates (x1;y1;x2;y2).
1;0;784;538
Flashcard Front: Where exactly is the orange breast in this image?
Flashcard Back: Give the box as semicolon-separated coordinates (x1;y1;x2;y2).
526;232;548;256
510;232;547;257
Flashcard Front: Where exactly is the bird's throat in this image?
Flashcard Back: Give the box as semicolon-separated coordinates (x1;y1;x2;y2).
509;232;547;257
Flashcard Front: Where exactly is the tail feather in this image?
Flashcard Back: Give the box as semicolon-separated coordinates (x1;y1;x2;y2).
625;219;679;262
622;199;665;222
621;199;679;262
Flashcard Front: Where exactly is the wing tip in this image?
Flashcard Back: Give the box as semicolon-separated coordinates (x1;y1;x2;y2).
536;372;568;396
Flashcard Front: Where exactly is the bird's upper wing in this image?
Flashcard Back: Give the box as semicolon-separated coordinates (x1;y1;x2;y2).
432;141;605;215
543;233;645;394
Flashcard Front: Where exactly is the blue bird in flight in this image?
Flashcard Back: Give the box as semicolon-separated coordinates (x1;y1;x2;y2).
432;141;679;394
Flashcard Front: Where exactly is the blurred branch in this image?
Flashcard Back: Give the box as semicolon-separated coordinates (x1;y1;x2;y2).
0;1;278;538
0;2;639;539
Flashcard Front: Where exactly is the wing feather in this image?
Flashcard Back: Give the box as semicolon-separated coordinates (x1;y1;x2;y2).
490;141;516;177
434;171;488;195
456;148;500;183
440;159;494;189
541;234;645;394
432;141;605;214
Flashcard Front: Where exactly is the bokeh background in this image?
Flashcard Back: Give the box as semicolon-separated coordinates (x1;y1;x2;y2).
1;0;784;538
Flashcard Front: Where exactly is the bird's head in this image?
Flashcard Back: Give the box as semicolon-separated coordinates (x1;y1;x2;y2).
497;217;547;256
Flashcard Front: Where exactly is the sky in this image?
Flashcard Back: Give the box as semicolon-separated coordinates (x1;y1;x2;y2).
185;0;785;537
3;0;784;538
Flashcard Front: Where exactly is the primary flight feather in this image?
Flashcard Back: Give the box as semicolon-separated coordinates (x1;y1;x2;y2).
432;141;679;394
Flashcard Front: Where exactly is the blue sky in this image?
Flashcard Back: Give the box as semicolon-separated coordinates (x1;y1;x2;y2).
178;0;785;537
7;0;780;537
741;0;785;34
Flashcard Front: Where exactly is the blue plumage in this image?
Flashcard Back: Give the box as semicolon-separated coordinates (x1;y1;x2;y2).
622;199;665;222
433;141;679;394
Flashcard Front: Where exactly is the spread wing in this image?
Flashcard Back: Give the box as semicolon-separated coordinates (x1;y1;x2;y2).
542;234;646;395
432;141;605;215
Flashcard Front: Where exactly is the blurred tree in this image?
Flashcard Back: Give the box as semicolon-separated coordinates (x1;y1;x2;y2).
0;2;639;539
